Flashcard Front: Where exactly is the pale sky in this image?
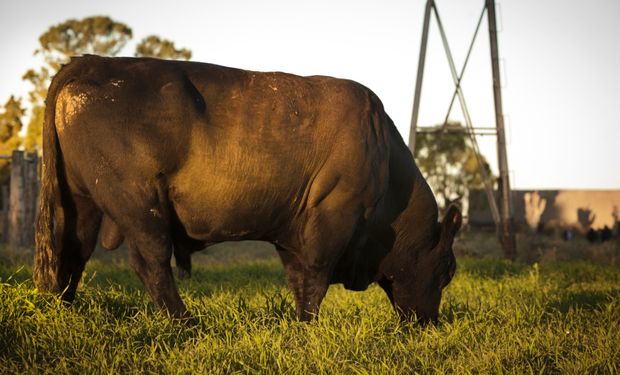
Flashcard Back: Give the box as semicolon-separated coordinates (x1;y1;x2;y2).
1;0;618;189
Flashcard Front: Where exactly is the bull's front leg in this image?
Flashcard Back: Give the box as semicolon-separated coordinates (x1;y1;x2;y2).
277;246;331;321
297;266;331;321
283;187;364;321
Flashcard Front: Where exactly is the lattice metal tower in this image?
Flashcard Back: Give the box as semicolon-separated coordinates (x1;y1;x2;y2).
408;0;517;260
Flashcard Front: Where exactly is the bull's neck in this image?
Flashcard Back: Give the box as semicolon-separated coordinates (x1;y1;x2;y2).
395;174;439;253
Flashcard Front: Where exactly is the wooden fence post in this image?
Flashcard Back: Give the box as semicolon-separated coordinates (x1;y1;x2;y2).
8;150;39;247
1;185;8;242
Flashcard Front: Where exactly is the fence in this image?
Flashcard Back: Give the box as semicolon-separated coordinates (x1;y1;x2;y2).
469;189;620;234
0;150;39;247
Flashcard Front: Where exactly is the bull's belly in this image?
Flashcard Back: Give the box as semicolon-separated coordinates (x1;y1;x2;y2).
170;184;295;243
168;146;308;244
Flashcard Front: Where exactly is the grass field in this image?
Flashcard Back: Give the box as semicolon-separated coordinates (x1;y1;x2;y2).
1;236;619;374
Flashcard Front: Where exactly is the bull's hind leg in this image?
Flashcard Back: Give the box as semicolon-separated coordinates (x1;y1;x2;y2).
126;233;188;318
109;188;188;318
57;194;102;302
114;212;188;318
84;170;188;319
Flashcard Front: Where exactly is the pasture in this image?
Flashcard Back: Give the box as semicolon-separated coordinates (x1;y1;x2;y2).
1;236;619;374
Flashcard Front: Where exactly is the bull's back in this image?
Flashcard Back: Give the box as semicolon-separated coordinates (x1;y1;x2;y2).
53;56;390;242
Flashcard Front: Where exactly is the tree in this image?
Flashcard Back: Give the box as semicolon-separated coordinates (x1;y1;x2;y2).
36;16;133;71
135;35;192;60
22;68;51;150
0;96;26;181
414;122;494;213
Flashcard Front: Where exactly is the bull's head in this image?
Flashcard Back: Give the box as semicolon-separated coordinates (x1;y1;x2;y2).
385;205;462;324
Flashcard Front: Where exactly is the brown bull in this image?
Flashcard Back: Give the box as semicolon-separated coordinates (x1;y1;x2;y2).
34;55;461;323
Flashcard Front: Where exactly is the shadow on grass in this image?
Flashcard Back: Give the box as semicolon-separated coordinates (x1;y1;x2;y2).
0;264;32;284
457;258;527;280
82;240;284;293
74;263;289;323
547;289;618;314
84;260;287;294
180;261;287;293
440;301;480;324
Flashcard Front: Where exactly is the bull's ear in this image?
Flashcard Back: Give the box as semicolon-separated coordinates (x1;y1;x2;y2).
441;204;462;242
441;204;463;237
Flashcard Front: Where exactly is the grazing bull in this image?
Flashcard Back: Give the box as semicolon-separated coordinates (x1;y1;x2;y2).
34;55;461;324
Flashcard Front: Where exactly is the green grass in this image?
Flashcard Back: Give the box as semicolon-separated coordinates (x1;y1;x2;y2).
1;241;619;374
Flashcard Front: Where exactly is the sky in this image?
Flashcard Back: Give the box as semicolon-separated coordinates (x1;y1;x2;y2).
0;0;618;189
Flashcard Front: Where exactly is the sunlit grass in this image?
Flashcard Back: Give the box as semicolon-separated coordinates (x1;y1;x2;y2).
1;245;618;373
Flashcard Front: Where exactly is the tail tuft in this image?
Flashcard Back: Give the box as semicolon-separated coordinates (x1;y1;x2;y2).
33;184;60;292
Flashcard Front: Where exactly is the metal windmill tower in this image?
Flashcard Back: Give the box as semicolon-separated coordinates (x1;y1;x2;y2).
408;0;517;260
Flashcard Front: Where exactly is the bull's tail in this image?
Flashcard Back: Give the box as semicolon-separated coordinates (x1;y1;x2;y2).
33;70;67;293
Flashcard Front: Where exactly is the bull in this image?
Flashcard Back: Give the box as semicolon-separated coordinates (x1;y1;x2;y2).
34;55;461;323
